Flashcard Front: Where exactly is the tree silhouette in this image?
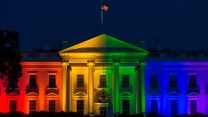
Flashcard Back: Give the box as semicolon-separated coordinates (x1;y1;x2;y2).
0;29;22;90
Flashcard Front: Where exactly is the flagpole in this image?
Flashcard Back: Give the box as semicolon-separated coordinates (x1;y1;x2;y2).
101;0;103;34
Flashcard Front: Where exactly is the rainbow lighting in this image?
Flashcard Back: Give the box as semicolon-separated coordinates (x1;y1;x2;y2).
0;34;207;117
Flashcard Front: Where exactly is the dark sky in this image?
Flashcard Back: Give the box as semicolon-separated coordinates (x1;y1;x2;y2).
1;0;208;51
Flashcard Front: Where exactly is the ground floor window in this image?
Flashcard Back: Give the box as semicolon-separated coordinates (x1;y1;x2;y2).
100;107;107;116
77;100;84;115
123;100;130;115
10;100;17;112
49;100;56;112
29;100;36;112
170;100;178;116
150;100;158;112
190;100;197;115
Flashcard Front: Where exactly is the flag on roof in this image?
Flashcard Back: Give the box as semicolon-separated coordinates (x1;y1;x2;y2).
102;5;109;11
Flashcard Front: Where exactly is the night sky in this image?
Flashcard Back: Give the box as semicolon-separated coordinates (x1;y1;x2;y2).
1;0;208;52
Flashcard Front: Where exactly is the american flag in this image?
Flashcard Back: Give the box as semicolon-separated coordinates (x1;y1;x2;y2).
102;5;109;11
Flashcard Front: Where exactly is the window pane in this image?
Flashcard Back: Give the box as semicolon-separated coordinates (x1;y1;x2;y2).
170;100;178;116
150;75;158;88
77;75;84;88
100;107;107;116
49;100;56;112
49;75;56;88
123;100;129;115
100;75;106;88
29;100;36;112
170;75;177;88
29;75;37;88
122;75;129;88
190;100;197;115
151;100;158;113
189;75;197;88
10;100;17;112
77;100;84;115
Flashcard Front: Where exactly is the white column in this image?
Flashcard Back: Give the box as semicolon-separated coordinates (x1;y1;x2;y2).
87;60;95;116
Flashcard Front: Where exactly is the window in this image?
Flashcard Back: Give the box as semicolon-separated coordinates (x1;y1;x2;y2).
150;75;158;88
122;75;129;88
100;75;106;88
10;100;17;112
170;75;177;88
77;100;84;115
49;100;56;112
170;100;178;116
189;75;197;88
77;75;84;88
29;75;37;88
190;100;197;115
100;107;107;116
123;100;130;115
150;100;158;112
49;75;56;88
29;100;36;112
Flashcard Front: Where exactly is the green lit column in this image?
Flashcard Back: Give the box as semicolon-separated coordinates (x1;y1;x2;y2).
87;60;95;116
62;61;69;112
135;64;141;114
140;62;146;114
113;60;120;116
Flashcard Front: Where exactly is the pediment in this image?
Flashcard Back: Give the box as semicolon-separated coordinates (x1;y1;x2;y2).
120;92;133;97
59;34;148;55
168;92;180;98
74;92;87;97
187;92;200;97
148;92;161;97
26;92;39;96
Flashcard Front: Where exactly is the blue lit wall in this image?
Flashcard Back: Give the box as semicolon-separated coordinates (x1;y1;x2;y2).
145;62;208;116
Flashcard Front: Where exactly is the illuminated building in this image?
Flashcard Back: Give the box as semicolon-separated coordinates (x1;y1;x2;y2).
0;34;208;116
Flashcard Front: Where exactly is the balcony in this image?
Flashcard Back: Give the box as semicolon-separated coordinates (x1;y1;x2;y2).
46;87;59;95
26;85;39;94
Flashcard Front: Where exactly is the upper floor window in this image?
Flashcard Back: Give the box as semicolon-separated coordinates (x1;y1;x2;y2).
10;100;17;112
189;75;197;88
100;75;107;88
150;75;158;88
49;75;56;88
77;75;84;88
29;75;37;88
122;75;129;88
170;75;177;88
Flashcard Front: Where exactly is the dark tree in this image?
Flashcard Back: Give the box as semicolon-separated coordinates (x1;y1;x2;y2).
0;29;22;90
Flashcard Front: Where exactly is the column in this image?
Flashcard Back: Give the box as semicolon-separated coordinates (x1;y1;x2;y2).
113;61;120;115
138;62;146;113
87;60;95;116
67;65;71;112
62;62;69;112
135;64;141;114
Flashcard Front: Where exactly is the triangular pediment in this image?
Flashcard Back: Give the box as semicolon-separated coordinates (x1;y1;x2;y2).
59;34;148;54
